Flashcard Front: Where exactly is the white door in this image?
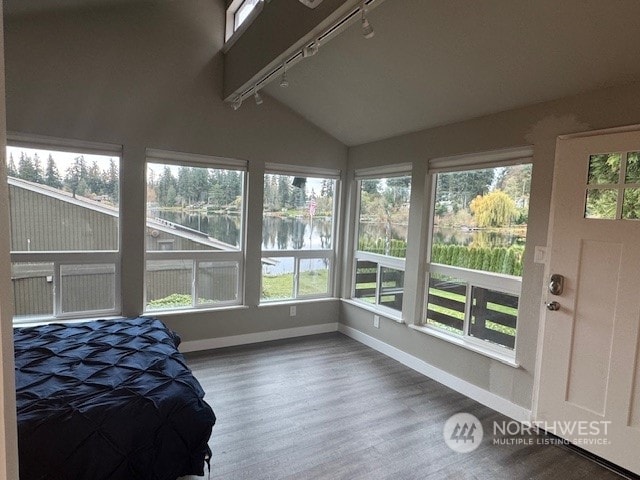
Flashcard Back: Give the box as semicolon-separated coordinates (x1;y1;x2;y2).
536;128;640;474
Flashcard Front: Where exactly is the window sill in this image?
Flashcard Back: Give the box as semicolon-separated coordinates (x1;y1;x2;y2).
408;324;520;368
146;304;249;317
258;297;339;308
14;315;126;328
341;299;404;324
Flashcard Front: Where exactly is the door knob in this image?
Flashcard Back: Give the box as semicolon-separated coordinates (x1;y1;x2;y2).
546;301;560;311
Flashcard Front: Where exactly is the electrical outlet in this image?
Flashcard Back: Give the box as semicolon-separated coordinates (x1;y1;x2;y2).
373;315;380;328
290;306;296;317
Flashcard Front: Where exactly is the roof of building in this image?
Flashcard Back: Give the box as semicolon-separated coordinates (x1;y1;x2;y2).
8;176;238;251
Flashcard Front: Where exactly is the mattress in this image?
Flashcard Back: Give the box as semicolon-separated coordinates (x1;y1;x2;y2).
14;317;215;480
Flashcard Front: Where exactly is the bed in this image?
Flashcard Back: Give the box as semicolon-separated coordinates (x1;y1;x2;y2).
14;317;215;480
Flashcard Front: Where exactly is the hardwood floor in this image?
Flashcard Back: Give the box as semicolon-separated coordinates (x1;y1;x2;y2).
181;332;626;480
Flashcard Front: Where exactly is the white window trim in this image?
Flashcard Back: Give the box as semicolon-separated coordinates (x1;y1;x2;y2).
350;169;412;318
11;252;121;322
144;153;247;312
7;135;123;323
224;0;264;51
261;167;341;303
8;132;122;156
421;149;534;362
428;146;533;173
265;162;341;179
354;163;412;180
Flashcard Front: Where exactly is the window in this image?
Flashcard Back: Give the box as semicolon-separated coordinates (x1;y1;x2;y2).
424;156;532;355
225;0;263;43
261;165;340;302
7;138;121;323
584;152;640;220
145;150;246;311
351;167;411;317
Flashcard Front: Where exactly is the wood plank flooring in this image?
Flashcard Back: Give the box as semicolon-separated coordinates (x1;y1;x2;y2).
180;332;626;480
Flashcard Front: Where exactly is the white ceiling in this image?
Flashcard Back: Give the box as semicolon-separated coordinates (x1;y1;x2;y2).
263;0;640;146
6;0;640;146
3;0;158;16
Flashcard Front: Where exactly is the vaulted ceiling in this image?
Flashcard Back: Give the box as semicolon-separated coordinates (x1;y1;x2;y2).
262;0;640;145
7;0;640;147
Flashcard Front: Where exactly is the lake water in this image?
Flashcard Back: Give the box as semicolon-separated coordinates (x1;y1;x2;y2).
155;211;525;274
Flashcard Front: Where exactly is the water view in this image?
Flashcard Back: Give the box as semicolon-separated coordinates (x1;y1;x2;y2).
154;210;525;252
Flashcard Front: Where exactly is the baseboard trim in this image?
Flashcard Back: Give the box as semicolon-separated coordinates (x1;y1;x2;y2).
338;324;531;423
179;322;339;353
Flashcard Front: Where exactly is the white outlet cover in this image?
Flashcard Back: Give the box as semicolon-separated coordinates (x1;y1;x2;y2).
373;315;380;328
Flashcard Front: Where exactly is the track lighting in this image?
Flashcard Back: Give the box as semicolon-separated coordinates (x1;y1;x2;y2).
361;1;374;39
280;62;289;88
302;39;319;57
254;86;263;105
231;95;242;110
228;1;379;112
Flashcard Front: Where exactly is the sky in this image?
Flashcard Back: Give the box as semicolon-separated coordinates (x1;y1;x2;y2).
7;146;329;198
6;146;116;174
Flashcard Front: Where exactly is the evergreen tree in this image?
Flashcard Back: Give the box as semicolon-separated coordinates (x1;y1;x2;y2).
18;152;38;182
87;161;104;195
361;179;379;195
65;156;88;198
277;175;290;210
32;153;44;184
7;154;17;177
104;158;119;203
44;154;63;188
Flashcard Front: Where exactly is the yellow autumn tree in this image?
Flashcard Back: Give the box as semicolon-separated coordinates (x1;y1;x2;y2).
469;190;517;228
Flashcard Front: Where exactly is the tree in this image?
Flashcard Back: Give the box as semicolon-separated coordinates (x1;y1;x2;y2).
65;156;88;198
7;154;17;177
32;153;44;183
361;179;379;195
469;190;518;228
103;158;119;203
44;154;63;188
156;166;177;207
18;152;38;182
86;161;104;195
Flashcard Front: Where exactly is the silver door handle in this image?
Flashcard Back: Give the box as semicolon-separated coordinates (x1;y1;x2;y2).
546;301;560;311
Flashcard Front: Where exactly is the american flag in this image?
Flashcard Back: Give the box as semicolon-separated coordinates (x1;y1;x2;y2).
309;197;317;216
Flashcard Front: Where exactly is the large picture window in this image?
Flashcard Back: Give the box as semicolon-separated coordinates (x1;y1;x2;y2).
261;165;339;302
145;150;246;311
424;157;532;356
351;167;411;317
7;138;121;322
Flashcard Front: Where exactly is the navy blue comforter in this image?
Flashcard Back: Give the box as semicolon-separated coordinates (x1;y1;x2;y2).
14;317;215;480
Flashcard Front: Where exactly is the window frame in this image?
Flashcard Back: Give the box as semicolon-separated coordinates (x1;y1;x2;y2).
350;164;412;320
420;147;534;362
224;0;264;47
261;163;341;303
144;149;248;312
7;133;123;324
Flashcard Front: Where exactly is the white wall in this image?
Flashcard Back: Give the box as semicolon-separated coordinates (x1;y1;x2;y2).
0;6;20;477
342;81;640;410
4;0;347;342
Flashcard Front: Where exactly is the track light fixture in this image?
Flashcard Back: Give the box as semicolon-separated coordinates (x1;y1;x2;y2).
254;86;263;105
302;39;319;57
231;95;243;110
361;1;374;39
280;62;289;88
228;0;379;111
